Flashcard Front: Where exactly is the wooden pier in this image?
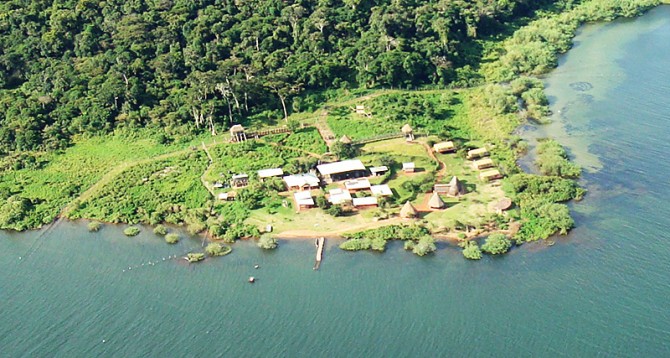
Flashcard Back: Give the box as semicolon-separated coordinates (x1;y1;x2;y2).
313;237;325;270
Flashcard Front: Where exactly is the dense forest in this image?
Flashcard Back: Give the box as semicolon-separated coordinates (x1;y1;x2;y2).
0;0;565;153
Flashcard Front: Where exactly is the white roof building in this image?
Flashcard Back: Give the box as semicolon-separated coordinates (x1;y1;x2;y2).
370;184;393;197
353;196;378;207
317;159;366;176
402;162;415;171
344;178;371;191
283;174;320;189
369;166;389;175
328;188;352;205
258;168;284;178
294;191;315;207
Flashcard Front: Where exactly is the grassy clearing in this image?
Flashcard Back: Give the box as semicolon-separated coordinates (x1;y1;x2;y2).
282;127;327;154
68;151;210;225
0;132;209;230
202;141;307;186
326;91;470;140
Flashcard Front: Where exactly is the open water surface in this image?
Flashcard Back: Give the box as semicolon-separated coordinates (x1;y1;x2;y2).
3;6;670;357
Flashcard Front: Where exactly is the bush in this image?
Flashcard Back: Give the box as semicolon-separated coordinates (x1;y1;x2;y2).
481;234;512;255
462;241;482;260
339;238;372;251
165;233;180;244
153;224;168;236
87;221;102;232
258;234;279;250
370;237;387;252
186;252;205;263
412;236;437;256
205;243;232;256
404;241;415;250
326;204;344;217
535;140;581;178
124;226;141;236
315;195;330;209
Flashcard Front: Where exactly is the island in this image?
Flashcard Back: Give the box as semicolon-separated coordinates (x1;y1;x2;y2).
0;0;662;260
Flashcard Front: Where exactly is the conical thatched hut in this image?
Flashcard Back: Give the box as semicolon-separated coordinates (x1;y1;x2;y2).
428;192;446;209
447;176;465;197
401;124;414;141
339;135;352;144
400;201;418;218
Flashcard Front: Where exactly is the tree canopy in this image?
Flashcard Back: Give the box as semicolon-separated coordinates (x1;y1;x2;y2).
0;0;556;153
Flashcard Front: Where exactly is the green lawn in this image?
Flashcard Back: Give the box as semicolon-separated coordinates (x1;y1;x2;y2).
0;132;210;230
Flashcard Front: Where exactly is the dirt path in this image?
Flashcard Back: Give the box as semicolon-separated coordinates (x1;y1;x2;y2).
420;142;447;181
314;110;336;148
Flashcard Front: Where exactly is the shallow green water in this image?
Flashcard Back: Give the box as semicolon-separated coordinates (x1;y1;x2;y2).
4;7;670;357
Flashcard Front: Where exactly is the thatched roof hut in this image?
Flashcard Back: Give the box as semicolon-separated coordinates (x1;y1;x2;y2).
428;192;446;209
401;124;413;133
494;197;513;212
447;176;466;197
339;135;352;144
400;201;418;218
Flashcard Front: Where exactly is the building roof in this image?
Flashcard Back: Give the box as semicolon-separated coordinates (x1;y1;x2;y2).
217;191;236;200
283;174;320;188
317;159;366;176
339;135;352;144
232;173;249;180
433;141;455;152
447;176;465;196
294;191;315;206
369;166;389;174
258;168;284;178
344;178;371;190
467;147;489;158
329;189;352;205
230;124;245;133
370;184;393;197
429;192;446;209
400;201;418;218
402;162;415;170
473;158;494;169
353;196;378;207
401;123;413;133
480;169;502;180
433;184;450;194
494;197;513;211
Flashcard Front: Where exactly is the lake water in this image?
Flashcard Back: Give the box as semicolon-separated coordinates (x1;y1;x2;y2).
3;7;670;357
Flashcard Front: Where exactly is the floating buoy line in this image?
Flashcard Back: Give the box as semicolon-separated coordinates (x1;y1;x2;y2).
122;254;181;272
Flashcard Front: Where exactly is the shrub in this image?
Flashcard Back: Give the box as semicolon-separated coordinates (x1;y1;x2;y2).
481;234;512;255
462;241;482;260
315;195;330;209
326;204;344;217
165;233;180;244
535;140;581;178
258;234;279;250
87;221;102;232
124;226;141;236
339;238;372;251
205;243;232;256
153;224;168;236
370;237;387;252
186;253;205;263
412;236;437;256
404;241;415;250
